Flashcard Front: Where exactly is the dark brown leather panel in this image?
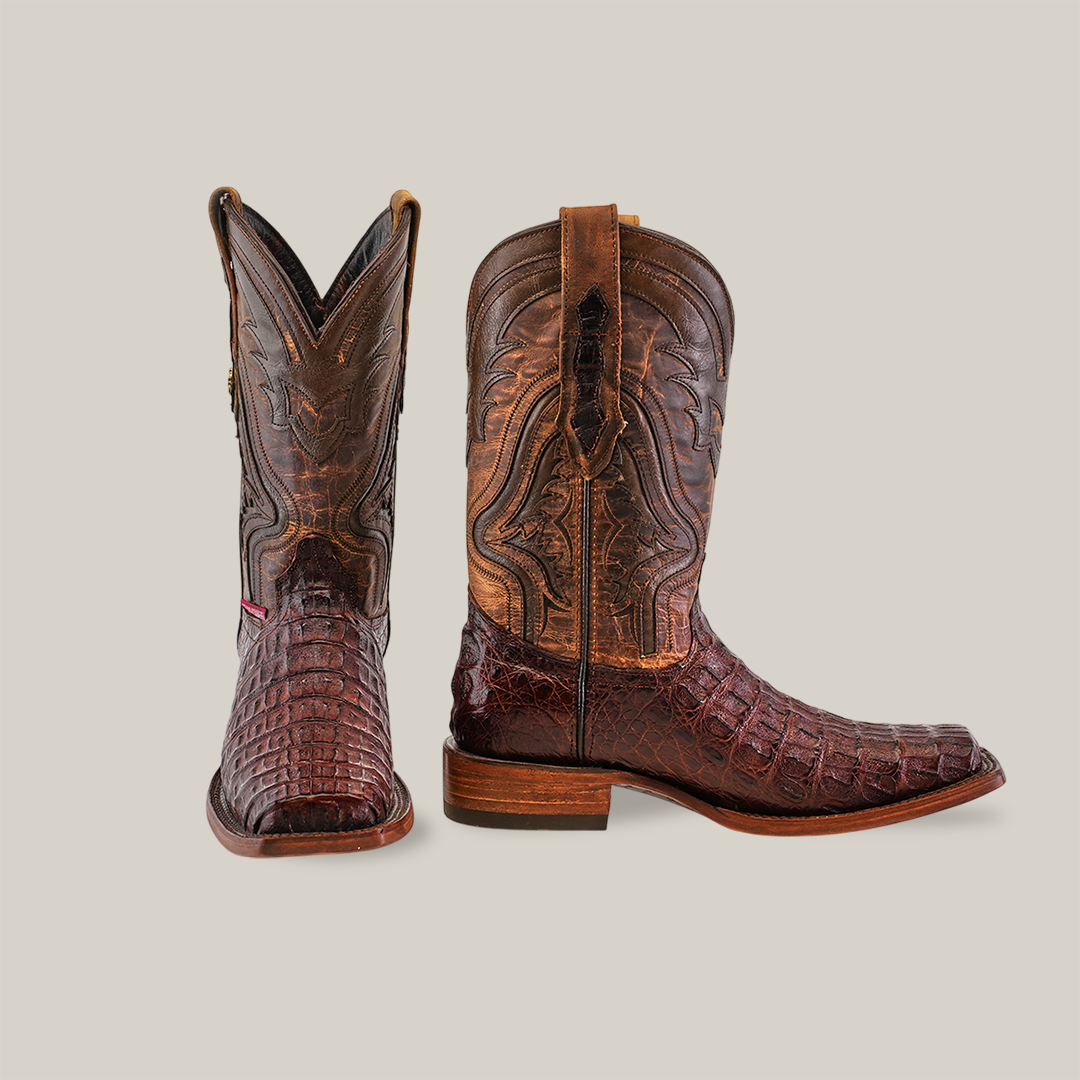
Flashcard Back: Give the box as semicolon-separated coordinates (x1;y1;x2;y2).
450;595;577;764
451;598;981;816
222;536;393;834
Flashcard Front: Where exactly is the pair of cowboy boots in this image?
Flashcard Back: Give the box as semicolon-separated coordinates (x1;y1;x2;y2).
206;189;1005;857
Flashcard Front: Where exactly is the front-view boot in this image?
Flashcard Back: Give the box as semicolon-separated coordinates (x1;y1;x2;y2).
444;204;1005;834
206;187;419;856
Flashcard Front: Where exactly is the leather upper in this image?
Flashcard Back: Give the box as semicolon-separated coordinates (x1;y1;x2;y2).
210;188;418;834
453;205;984;815
215;189;418;616
465;216;733;668
452;598;982;815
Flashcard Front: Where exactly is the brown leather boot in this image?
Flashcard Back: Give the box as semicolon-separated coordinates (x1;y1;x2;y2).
205;187;418;856
444;204;1005;834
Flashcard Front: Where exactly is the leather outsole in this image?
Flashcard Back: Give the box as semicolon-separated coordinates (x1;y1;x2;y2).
442;739;1005;836
207;769;413;857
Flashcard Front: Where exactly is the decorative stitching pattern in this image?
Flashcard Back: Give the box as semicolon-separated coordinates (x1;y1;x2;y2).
465;219;730;667
228;214;409;615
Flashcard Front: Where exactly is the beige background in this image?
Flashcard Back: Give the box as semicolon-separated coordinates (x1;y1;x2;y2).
1;2;1077;1078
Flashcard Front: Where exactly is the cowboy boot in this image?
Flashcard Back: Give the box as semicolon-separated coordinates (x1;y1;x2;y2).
444;204;1005;834
206;187;419;856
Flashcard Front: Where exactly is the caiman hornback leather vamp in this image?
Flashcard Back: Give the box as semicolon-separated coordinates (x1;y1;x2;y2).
206;187;418;856
444;204;1005;835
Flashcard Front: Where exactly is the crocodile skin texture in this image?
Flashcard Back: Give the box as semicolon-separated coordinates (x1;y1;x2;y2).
451;598;577;763
223;536;393;833
210;188;418;835
453;205;986;818
451;598;982;816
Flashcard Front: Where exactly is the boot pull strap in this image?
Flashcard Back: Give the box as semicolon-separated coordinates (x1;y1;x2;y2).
208;186;243;417
558;204;626;479
390;190;421;412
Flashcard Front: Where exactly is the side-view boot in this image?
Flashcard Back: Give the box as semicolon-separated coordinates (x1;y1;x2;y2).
444;204;1005;835
206;187;419;856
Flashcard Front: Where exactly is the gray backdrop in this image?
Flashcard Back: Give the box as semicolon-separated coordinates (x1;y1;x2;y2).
1;2;1077;1078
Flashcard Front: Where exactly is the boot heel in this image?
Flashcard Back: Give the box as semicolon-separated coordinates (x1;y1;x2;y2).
443;739;612;830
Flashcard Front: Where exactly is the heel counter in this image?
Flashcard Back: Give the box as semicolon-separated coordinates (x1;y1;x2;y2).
450;600;577;765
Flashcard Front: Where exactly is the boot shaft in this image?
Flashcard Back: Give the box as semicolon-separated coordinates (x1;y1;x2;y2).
465;206;733;668
209;188;419;617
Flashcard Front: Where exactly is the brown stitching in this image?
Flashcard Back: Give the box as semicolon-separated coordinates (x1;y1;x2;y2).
471;387;567;638
623;225;735;342
233;246;309;365
611;388;701;658
468;223;561;316
227;202;410;345
469;275;561;444
623;255;728;368
332;274;408;512
228;208;320;348
468;250;561;338
234;279;300;605
328;243;408;362
472;366;559;510
320;222;409;340
623;268;721;369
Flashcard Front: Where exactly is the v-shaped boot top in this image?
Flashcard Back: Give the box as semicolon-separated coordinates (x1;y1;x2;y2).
208;186;419;344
